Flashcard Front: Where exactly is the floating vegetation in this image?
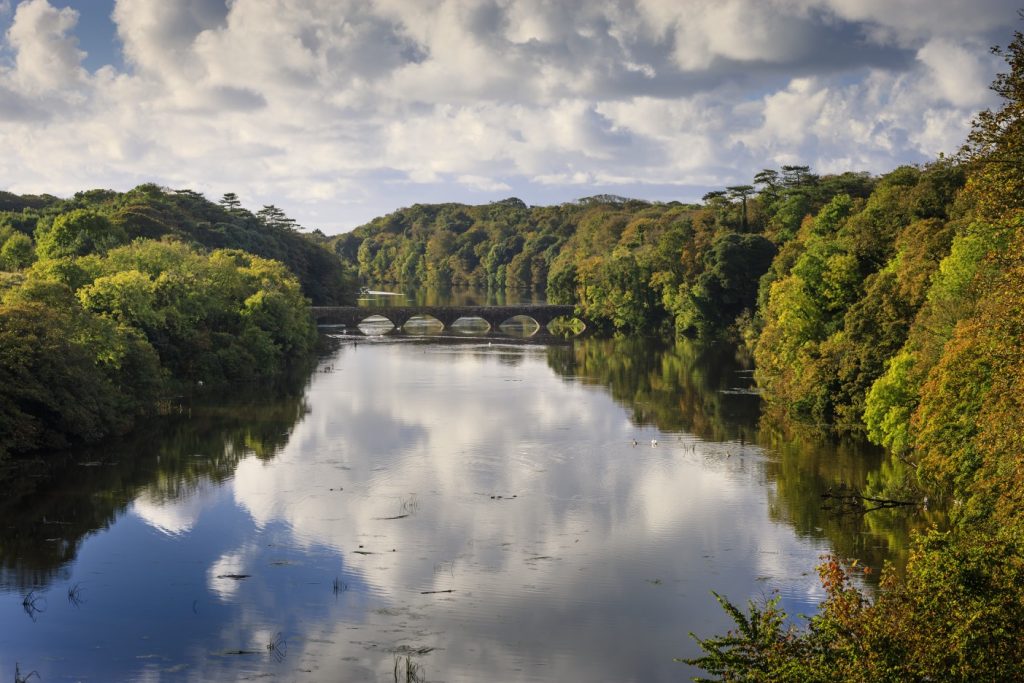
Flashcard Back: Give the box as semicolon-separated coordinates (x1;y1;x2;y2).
67;582;85;607
21;591;46;621
820;485;917;515
267;632;287;663
378;495;419;520
393;655;427;682
393;646;436;656
14;663;40;683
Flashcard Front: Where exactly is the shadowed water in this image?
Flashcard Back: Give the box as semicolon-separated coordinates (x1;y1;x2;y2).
0;335;936;681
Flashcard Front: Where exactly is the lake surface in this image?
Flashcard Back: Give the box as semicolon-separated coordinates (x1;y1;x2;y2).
0;332;938;682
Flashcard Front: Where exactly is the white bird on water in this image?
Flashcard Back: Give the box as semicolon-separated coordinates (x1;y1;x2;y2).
651;439;658;447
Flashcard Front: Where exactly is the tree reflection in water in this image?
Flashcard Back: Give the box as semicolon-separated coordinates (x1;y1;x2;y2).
548;336;945;580
0;372;311;592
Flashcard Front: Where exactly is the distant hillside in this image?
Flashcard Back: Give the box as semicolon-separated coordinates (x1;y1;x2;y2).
327;175;876;335
0;184;355;305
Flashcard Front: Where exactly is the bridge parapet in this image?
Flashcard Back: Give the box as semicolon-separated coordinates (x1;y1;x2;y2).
311;304;581;335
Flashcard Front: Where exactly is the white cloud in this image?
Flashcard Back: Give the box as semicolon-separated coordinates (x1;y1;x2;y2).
638;0;815;71
917;38;994;108
6;0;86;93
817;0;1020;43
457;174;512;192
0;0;1011;230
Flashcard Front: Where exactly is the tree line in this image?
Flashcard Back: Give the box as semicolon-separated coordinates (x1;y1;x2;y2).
683;26;1024;680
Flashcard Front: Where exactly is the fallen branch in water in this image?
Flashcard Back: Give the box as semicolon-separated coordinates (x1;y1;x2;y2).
821;488;919;515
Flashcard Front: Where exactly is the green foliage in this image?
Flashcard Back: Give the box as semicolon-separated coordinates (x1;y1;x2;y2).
78;269;161;330
681;592;816;682
693;24;1024;683
687;531;1024;682
3;184;356;304
0;231;34;270
754;165;964;432
0;234;316;458
577;253;662;333
0;298;161;458
0;191;59;213
35;209;127;259
683;233;777;335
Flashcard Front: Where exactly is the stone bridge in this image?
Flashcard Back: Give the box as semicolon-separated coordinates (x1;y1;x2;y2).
311;304;581;335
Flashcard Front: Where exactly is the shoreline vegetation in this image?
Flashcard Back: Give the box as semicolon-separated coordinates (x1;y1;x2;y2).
0;185;354;458
1;23;1022;683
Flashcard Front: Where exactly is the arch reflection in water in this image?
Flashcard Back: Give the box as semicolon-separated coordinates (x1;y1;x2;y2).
497;314;542;337
356;313;396;335
402;314;445;335
448;316;491;335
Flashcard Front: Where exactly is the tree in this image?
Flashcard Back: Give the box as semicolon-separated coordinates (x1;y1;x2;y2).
781;164;817;188
219;192;242;211
0;233;34;270
0;299;160;457
727;185;755;231
753;168;780;190
35;209;127;260
78;270;162;332
257;204;299;231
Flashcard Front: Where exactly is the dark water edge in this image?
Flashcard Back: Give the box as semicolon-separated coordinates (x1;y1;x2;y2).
0;333;941;682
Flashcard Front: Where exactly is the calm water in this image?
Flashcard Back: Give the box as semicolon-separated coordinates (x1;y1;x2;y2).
0;333;937;682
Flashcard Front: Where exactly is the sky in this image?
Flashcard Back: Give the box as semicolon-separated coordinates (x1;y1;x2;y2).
0;0;1015;233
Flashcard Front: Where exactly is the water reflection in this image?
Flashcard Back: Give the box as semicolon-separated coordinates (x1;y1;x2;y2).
0;378;308;593
549;337;944;577
547;338;760;442
0;336;932;681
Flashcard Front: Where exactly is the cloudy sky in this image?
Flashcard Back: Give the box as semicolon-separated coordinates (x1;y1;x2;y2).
0;0;1015;232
